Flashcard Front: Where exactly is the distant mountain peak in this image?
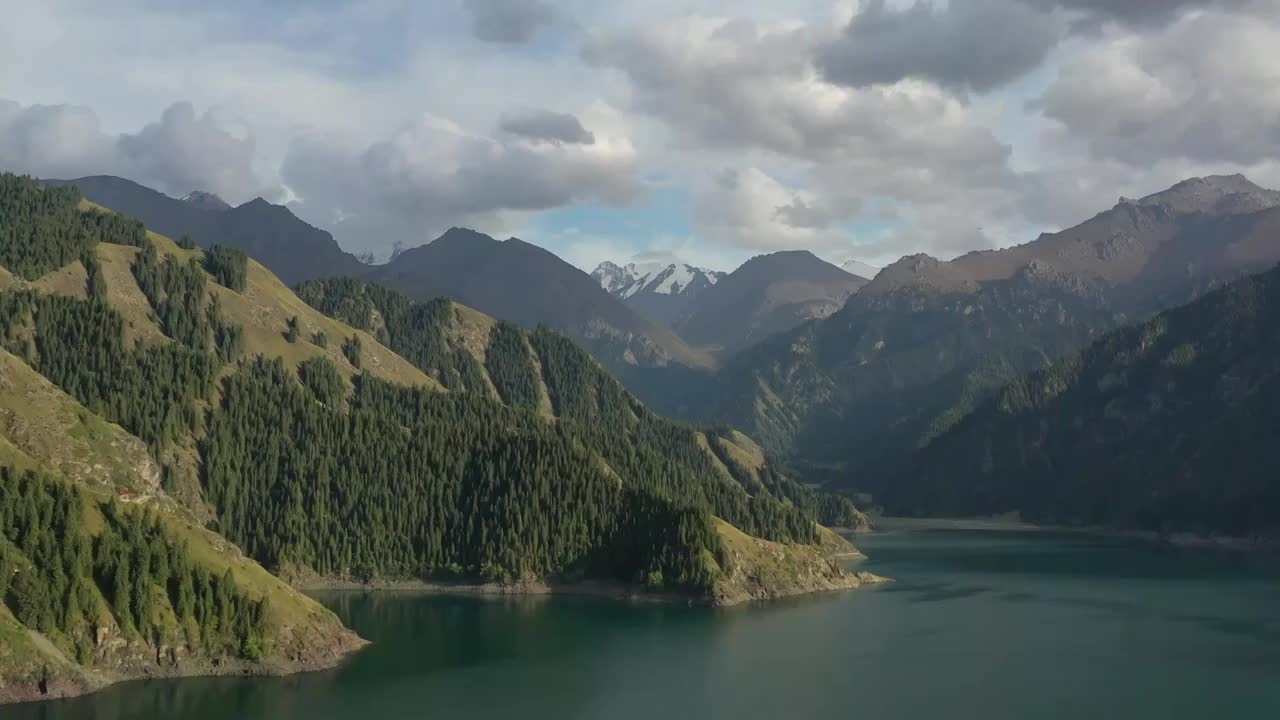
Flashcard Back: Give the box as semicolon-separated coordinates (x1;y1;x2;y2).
48;175;368;286
840;259;880;280
1122;173;1280;216
435;227;500;246
180;190;230;211
591;257;727;327
673;248;867;357
591;258;725;299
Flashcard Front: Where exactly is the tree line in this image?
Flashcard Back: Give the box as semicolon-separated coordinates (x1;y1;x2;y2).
0;466;269;665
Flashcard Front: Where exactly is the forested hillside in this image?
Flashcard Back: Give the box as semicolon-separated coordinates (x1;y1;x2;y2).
688;175;1280;496
893;262;1280;538
294;277;869;536
0;174;872;702
0;174;360;703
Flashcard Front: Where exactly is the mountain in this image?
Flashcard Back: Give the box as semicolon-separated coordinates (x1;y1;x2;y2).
591;258;725;325
42;176;367;286
368;228;714;374
675;250;869;357
892;261;1280;539
180;190;231;211
0;177;366;703
0;175;874;701
690;175;1280;494
841;259;880;279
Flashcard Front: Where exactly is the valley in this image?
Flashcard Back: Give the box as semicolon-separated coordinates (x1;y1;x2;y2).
11;525;1279;720
6;3;1280;716
0;175;874;703
3;168;1279;712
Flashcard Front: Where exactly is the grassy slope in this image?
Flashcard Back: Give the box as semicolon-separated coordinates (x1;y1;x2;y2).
96;243;168;346
28;261;87;300
441;301;501;401
710;519;883;605
0;228;381;702
0;351;159;493
150;231;438;390
78;200;435;390
295;286;879;599
0;347;362;703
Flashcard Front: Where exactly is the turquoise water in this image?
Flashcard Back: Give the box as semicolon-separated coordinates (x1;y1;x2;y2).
14;528;1280;719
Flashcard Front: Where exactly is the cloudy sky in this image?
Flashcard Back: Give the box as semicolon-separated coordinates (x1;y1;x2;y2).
3;0;1279;272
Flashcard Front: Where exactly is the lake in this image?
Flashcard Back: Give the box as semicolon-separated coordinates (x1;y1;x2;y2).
14;526;1280;719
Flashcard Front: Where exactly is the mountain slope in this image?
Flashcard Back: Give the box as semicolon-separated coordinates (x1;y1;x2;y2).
693;175;1280;493
368;228;714;373
893;262;1280;538
592;259;725;325
841;259;880;279
0;176;370;702
44;176;367;285
0;174;875;703
675;250;868;357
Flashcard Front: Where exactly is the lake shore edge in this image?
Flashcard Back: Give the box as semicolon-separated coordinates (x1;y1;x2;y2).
294;570;892;608
0;633;368;707
865;515;1280;553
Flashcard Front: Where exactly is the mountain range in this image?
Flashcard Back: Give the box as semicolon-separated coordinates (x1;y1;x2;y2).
44;176;367;285
673;250;869;357
592;258;725;325
840;259;880;279
686;174;1280;494
367;228;713;374
34;172;1280;530
50;175;879;387
892;258;1280;537
0;174;875;702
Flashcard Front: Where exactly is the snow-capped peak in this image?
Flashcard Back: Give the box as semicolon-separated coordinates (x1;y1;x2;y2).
591;258;725;299
840;259;880;280
181;190;231;211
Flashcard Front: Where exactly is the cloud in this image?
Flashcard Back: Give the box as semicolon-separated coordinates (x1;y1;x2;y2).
1032;0;1260;30
1033;10;1280;167
499;109;596;144
694;167;856;252
815;0;1061;93
0;98;263;200
5;0;1277;271
464;0;558;44
585;17;1016;196
773;195;848;230
282;104;641;258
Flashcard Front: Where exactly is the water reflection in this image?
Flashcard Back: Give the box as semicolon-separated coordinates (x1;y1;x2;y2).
14;529;1280;720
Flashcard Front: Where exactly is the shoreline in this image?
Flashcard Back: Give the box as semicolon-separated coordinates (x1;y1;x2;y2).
866;515;1280;553
0;637;366;707
296;577;700;606
5;542;886;706
294;572;890;607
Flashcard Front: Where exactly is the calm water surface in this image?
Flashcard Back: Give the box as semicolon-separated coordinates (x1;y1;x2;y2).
15;528;1280;719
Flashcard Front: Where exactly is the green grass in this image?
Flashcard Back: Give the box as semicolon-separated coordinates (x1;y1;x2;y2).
146;231;440;391
28;261;87;300
710;518;863;604
0;351;158;494
95;243;169;347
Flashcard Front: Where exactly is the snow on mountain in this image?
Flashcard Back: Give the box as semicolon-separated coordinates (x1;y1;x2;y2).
591;258;727;325
840;259;880;280
592;259;724;299
180;190;231;211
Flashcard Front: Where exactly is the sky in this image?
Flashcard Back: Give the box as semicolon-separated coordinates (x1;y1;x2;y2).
2;0;1280;273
